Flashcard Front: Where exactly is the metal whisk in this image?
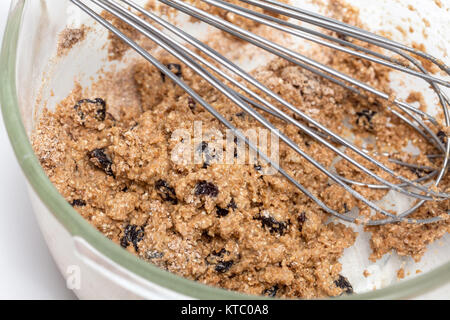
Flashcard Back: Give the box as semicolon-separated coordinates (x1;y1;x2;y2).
70;0;450;225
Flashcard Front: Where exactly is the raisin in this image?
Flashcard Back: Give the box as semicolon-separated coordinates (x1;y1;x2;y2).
215;260;233;273
155;179;178;205
70;199;86;207
255;212;288;235
120;225;145;252
167;63;182;77
262;285;279;297
187;97;196;111
336;33;349;41
216;199;237;217
195;181;219;197
437;130;447;144
298;212;307;231
146;250;164;260
255;213;288;235
334;275;353;294
216;206;229;217
356;109;377;129
236;112;245;117
88;148;114;177
74;98;106;121
161;63;182;81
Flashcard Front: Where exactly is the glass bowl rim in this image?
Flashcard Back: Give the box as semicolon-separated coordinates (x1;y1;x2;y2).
1;0;450;300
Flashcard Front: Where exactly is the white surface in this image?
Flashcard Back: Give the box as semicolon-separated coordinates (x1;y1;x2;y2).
0;0;76;300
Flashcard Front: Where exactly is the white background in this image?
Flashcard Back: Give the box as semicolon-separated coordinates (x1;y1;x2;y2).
0;0;76;299
0;0;448;300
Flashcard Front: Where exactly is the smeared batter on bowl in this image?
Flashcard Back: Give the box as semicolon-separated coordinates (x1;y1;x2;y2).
32;0;449;298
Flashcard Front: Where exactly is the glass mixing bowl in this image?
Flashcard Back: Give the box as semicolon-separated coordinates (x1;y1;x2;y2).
1;0;449;299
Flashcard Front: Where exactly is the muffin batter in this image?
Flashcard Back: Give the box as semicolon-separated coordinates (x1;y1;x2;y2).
32;0;449;298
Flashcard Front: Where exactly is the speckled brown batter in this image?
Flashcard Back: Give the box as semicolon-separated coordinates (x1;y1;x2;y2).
57;27;87;56
32;0;449;298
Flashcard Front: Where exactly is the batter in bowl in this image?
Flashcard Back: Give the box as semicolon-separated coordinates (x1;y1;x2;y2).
32;0;449;298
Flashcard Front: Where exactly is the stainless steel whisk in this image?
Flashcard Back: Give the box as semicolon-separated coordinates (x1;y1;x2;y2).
70;0;450;225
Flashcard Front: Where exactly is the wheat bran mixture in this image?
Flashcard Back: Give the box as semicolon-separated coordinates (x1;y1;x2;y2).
57;27;87;57
32;0;449;298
